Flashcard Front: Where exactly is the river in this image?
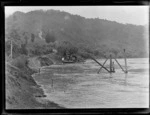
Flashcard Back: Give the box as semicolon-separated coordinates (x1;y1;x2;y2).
33;58;149;108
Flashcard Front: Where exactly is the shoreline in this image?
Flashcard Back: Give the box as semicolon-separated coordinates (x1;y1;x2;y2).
28;57;65;109
31;69;65;109
6;56;64;109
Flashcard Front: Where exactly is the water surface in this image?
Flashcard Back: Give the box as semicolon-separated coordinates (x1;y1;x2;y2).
33;58;149;108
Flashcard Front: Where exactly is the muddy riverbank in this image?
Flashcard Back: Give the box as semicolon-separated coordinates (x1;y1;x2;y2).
5;56;64;109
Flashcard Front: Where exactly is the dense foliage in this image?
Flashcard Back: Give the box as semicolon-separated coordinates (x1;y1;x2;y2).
45;32;56;43
5;9;148;59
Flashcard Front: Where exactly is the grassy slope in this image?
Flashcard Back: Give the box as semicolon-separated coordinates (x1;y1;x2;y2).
5;56;64;109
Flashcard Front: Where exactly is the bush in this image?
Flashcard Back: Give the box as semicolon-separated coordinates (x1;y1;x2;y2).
11;55;28;69
45;32;56;43
56;41;78;57
77;50;91;59
38;56;53;66
28;44;53;56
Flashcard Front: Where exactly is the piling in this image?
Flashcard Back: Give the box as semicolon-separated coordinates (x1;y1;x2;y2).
124;49;128;73
112;61;115;72
110;54;112;73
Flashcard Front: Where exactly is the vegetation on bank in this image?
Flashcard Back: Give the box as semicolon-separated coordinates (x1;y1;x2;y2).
5;28;65;109
4;27;123;63
6;55;64;109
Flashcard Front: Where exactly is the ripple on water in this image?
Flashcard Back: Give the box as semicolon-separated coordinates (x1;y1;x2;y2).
33;58;149;108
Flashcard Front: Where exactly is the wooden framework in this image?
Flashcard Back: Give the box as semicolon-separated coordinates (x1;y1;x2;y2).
91;49;128;74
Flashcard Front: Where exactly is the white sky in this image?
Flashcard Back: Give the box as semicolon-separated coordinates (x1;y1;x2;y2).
5;6;149;25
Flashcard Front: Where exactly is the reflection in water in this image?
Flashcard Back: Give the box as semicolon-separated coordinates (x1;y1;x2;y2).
109;73;113;83
108;73;128;86
109;73;113;78
124;73;128;86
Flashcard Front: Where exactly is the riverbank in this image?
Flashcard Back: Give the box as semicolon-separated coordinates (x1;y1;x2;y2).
5;55;64;109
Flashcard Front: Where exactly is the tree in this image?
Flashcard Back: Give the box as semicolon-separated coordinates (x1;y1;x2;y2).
45;32;56;43
56;41;78;57
19;32;30;56
31;33;35;42
6;28;21;59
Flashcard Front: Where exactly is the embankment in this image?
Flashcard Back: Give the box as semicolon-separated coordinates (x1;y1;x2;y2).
5;55;64;109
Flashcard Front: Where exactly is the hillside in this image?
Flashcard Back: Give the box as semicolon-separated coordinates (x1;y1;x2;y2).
5;9;148;58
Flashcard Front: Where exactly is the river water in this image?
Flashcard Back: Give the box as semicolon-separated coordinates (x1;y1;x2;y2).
33;58;149;108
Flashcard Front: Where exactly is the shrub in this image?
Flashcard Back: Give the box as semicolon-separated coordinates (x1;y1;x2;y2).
45;32;56;43
11;55;28;69
77;50;90;59
56;41;78;57
31;33;35;42
38;56;53;66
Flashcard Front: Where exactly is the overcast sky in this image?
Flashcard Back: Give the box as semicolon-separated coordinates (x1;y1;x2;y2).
5;6;149;25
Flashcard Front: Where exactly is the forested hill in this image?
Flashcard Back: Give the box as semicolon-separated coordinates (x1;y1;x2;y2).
5;10;148;58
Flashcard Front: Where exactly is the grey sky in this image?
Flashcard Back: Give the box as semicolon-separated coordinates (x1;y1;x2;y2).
5;6;149;25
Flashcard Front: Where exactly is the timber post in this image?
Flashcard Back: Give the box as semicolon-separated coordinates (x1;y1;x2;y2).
90;56;110;73
112;61;115;72
97;58;108;73
124;49;128;73
110;54;112;73
114;58;126;73
90;50;128;74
